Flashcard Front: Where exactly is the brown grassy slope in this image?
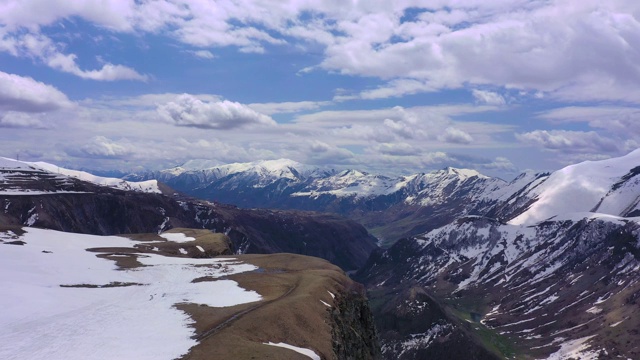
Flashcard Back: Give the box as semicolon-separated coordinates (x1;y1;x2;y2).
181;253;358;360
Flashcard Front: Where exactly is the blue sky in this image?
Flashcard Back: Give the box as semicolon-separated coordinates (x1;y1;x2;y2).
1;0;639;179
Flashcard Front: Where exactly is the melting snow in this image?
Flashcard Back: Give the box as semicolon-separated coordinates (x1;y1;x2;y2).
610;320;625;327
0;228;261;360
545;335;598;360
159;232;196;243
263;342;320;360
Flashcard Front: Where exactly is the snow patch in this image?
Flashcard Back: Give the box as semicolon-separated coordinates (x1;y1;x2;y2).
263;342;320;360
159;232;196;243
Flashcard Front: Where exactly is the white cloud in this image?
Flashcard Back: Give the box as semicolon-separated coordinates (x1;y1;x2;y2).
480;157;517;173
248;101;331;115
306;140;354;164
76;136;132;158
0;31;146;81
0;112;49;129
157;94;276;130
0;0;136;31
472;89;506;106
372;142;416;156
516;130;620;154
0;71;72;112
47;53;148;81
438;127;474;144
188;50;215;59
4;1;638;101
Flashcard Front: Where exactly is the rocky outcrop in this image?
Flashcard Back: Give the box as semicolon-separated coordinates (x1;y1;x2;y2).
180;253;382;360
330;283;381;360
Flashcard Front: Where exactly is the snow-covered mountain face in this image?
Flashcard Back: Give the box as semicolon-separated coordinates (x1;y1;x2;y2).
504;149;640;225
355;150;640;359
358;214;640;359
0;157;160;194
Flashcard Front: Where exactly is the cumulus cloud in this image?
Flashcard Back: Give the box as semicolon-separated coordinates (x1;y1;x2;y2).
306;140;354;164
0;112;49;129
47;53;148;81
472;89;506;106
480;157;517;173
75;136;132;158
372;143;416;156
537;106;640;137
516;130;619;154
157;94;276;130
0;71;72;112
2;1;640;101
438;127;474;144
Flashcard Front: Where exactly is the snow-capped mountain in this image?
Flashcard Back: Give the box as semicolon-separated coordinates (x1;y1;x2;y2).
0;157;160;194
355;150;640;359
126;160;515;244
504;149;640;225
357;213;640;359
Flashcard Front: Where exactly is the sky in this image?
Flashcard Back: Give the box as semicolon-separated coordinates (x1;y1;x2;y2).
0;0;639;179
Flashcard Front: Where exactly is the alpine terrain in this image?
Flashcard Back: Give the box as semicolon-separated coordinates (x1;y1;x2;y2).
356;150;640;359
0;157;382;359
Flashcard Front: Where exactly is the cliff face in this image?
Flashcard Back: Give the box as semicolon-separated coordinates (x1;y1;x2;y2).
330;284;381;360
179;252;382;360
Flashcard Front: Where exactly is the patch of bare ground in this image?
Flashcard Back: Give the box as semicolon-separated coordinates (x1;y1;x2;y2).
88;228;233;269
128;228;232;258
180;253;351;360
0;225;26;236
94;252;149;269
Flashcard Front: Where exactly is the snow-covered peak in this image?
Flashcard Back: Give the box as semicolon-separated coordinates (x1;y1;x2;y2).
0;157;161;194
442;167;489;180
32;161;161;193
0;157;39;171
179;159;224;171
509;149;640;225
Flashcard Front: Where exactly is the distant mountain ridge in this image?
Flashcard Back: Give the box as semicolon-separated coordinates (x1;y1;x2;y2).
126;150;640;246
125;159;519;245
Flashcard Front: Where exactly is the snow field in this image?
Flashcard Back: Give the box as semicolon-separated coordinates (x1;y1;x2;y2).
0;228;261;360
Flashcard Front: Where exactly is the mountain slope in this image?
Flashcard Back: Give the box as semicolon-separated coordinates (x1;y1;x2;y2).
356;214;640;359
498;149;640;225
1;157;161;194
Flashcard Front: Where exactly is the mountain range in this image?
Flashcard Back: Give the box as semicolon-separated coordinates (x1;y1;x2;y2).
4;149;640;359
127;150;640;359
